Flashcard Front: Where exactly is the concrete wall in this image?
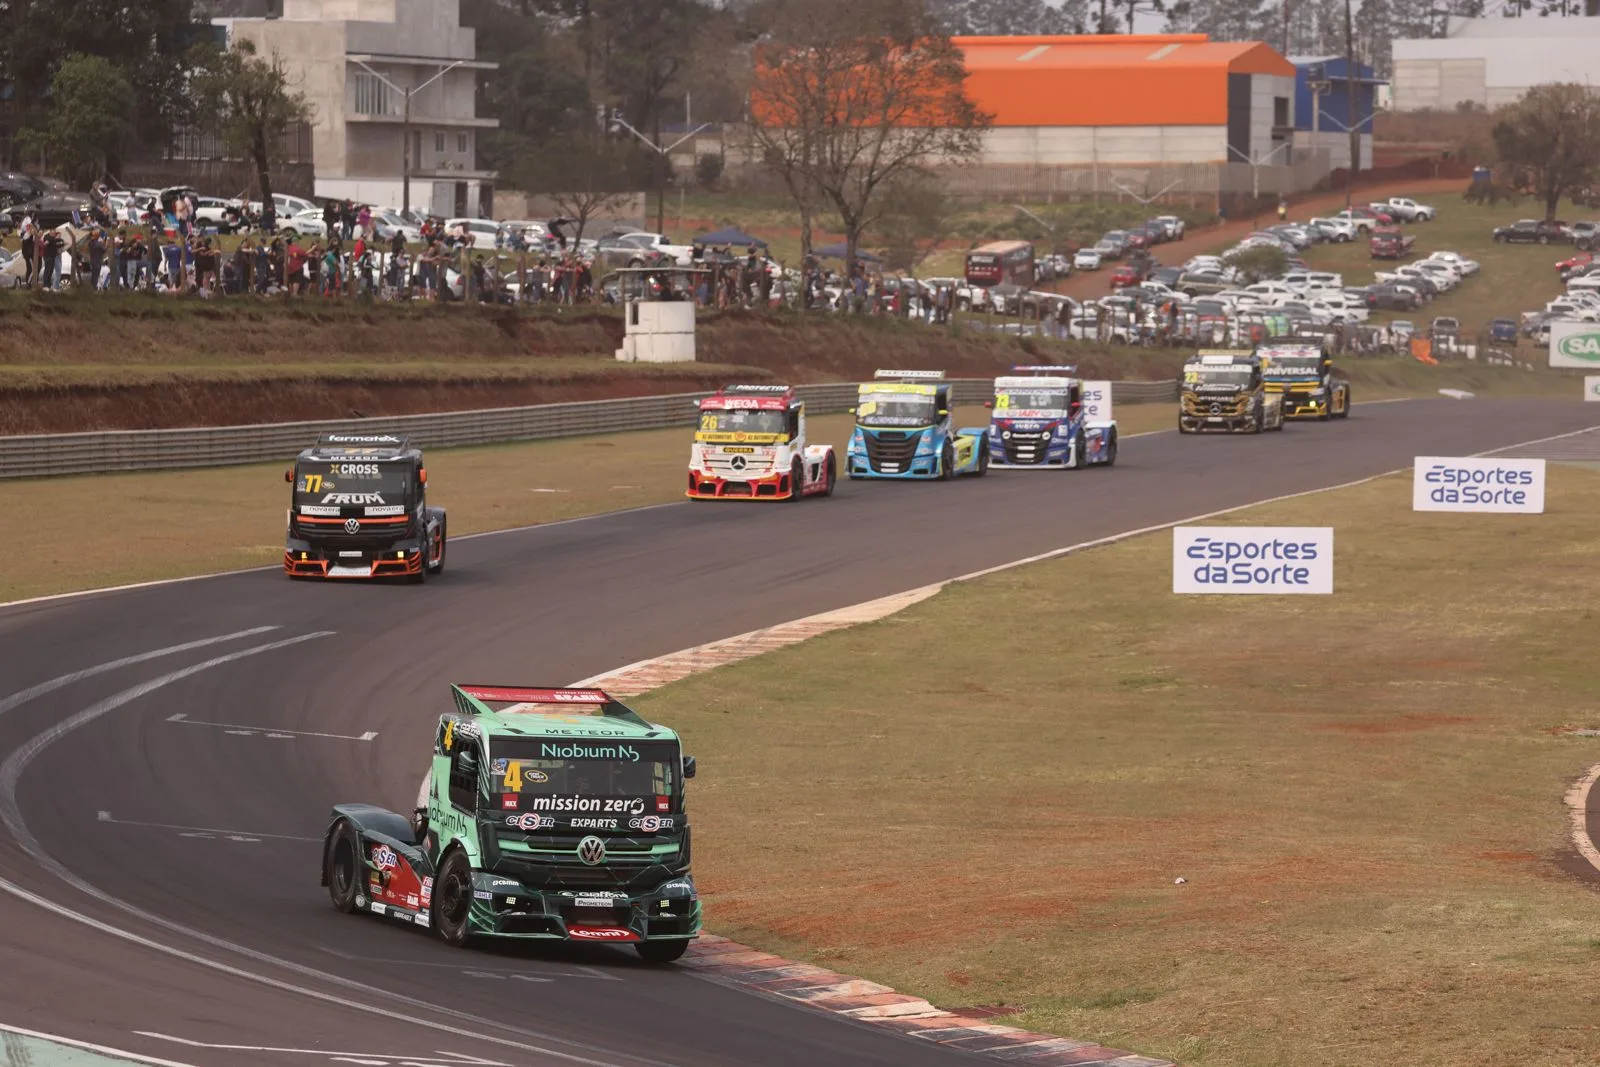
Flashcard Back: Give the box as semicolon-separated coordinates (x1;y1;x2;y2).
1392;18;1600;110
1248;73;1295;162
1292;130;1371;170
978;125;1229;164
232;18;349;178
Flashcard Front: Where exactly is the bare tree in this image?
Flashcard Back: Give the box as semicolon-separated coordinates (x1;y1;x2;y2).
1492;84;1600;221
748;0;989;274
504;134;652;242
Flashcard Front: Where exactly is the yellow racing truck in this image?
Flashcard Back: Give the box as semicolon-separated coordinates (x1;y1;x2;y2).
1255;337;1351;420
1178;350;1285;434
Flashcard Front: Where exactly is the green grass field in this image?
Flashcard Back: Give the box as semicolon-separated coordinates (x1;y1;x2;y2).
636;462;1600;1067
1286;194;1571;340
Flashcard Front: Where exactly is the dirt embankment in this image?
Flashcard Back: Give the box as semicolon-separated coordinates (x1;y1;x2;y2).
0;299;1184;433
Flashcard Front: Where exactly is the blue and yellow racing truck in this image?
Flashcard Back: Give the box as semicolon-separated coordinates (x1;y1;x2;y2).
845;370;989;480
986;366;1118;469
1256;337;1351;420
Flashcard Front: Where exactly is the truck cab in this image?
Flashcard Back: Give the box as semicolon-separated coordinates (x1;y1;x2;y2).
987;366;1117;469
1255;337;1351;420
687;384;835;501
284;432;446;581
1179;350;1284;434
322;684;700;963
845;370;988;479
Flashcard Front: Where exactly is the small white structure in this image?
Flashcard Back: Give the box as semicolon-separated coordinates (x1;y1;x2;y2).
615;301;696;363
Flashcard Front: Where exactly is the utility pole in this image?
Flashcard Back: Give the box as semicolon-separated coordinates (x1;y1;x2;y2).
1344;0;1360;208
354;58;461;216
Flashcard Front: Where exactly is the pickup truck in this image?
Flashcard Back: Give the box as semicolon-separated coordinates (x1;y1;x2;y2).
1309;217;1358;242
1372;197;1437;222
618;231;695;265
1369;227;1415;259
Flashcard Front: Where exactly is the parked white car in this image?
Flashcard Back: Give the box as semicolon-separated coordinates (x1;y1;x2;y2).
1073;247;1102;271
1424;250;1479;276
618;231;695;265
278;209;327;238
1309;216;1358;242
445;217;501;247
370;208;421;243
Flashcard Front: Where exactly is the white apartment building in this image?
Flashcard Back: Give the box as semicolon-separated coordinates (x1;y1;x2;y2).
220;0;497;216
1392;16;1600;111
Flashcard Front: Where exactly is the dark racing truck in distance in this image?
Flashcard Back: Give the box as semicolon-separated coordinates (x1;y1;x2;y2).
1255;337;1351;421
284;432;446;581
1179;350;1285;434
321;685;700;962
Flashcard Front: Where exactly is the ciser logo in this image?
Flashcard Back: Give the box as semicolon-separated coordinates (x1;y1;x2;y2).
1412;457;1544;513
1173;526;1333;595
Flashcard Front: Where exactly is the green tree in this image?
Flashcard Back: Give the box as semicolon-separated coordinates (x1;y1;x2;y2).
18;54;131;188
1491;83;1600;221
188;40;314;215
1224;244;1288;284
0;0;200;167
869;178;954;273
502;134;654;242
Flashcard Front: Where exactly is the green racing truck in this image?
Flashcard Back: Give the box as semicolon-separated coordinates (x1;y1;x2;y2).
321;684;700;963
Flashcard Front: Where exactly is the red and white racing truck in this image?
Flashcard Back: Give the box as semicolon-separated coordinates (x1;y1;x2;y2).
687;385;836;501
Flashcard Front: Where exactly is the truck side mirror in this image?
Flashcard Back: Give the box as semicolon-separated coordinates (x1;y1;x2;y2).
683;755;697;779
419;467;428;486
938;409;949;417
285;468;293;483
847;407;856;415
983;400;993;409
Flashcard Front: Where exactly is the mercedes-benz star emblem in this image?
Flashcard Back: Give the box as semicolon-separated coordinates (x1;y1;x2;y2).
1209;402;1222;414
729;455;747;471
344;518;360;534
577;835;607;865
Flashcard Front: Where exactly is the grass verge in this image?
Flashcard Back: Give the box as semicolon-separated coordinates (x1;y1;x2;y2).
3;404;1174;603
634;462;1600;1067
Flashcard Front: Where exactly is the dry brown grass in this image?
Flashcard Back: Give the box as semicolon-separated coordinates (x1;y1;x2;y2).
637;464;1600;1067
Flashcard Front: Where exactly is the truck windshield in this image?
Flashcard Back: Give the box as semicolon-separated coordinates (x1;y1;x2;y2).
857;392;938;428
994;390;1069;417
490;739;679;802
1260;354;1322;376
1184;365;1253;387
697;409;787;438
293;461;410;511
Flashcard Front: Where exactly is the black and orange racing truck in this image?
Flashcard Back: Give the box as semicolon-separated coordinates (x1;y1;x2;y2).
284;432;447;582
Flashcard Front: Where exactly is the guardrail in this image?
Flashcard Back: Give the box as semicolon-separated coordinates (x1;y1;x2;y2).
0;378;1178;480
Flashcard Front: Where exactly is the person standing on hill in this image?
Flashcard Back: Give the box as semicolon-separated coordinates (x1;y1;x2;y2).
1277;198;1288;222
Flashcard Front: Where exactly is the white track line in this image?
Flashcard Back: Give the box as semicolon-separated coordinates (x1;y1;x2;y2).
0;640;680;1066
1565;763;1600;876
0;1022;200;1067
0;399;1440;614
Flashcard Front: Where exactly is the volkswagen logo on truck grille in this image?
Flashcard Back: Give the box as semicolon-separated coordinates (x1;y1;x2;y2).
344;518;361;534
577;835;607;865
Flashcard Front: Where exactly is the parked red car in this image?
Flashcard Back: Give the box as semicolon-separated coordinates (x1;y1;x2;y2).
1558;251;1594;279
1369;226;1415;259
1109;264;1140;289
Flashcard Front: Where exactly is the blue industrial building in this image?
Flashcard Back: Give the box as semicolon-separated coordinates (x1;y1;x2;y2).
1288;55;1385;169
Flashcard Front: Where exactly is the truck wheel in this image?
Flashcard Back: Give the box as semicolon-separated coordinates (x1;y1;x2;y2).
1336;386;1351;419
787;459;804;501
974;437;989;477
820;454;836;497
1318;396;1332;422
325;820;361;914
427;515;447;575
431;850;474;947
408;555;427;584
636;939;690;964
939;443;955;480
1252;407;1264;434
1102;431;1118;467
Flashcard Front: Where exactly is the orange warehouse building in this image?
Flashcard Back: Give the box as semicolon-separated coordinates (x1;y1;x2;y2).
953;35;1298;166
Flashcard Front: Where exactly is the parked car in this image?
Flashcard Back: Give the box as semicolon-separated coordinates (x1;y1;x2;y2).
1370;227;1415;259
1178;270;1233;297
1423;250;1479;276
1309;216;1359;242
1493;219;1568;244
1153;215;1186;239
1430;316;1461;340
0;172;49;210
1334;207;1393;233
1488;317;1519;344
1362;283;1421;312
5;191;92;229
1098;232;1130;258
1109;263;1142;289
1375;197;1437;222
1073;248;1103;271
278;210;328;238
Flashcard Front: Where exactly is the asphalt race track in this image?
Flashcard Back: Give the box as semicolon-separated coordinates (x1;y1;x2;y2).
1;398;1595;1067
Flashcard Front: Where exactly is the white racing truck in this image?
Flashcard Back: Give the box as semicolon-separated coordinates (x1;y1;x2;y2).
687;385;836;501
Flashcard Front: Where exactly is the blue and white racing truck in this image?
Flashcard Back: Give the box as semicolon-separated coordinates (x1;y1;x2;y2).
845;370;989;480
986;366;1118;469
